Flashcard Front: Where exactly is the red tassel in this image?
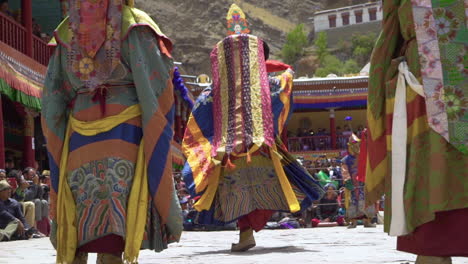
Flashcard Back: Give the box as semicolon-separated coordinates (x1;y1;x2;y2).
225;156;236;170
246;152;252;163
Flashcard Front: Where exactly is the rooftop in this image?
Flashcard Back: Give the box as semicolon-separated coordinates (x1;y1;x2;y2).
313;2;381;16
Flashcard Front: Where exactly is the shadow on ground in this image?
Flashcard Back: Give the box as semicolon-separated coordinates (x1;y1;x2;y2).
192;246;315;256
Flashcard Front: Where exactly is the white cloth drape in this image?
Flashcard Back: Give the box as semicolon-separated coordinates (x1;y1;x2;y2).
389;61;424;236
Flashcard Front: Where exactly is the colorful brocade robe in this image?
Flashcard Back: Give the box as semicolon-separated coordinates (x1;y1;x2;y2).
42;6;182;264
365;0;468;249
182;34;324;225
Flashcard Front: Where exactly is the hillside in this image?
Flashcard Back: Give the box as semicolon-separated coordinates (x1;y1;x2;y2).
136;0;370;76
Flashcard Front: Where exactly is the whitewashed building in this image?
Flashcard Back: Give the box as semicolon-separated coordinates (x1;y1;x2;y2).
312;2;383;33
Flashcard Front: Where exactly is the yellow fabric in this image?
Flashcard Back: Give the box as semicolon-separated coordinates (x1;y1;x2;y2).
50;5;169;46
193;165;221;211
270;144;300;212
183;116;215;194
69;104;141;135
344;189;351;210
56;104;146;264
124;139;148;263
216;40;229;154
277;71;293;134
56;121;76;264
248;38;264;146
194;144;262;210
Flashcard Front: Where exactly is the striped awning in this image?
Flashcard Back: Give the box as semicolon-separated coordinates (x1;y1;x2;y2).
293;87;368;110
292;76;368;110
0;41;46;111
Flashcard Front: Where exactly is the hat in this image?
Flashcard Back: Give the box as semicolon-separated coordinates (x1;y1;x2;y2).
226;4;250;35
0;180;12;191
42;170;50;176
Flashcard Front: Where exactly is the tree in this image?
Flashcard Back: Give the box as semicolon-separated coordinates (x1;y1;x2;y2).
281;24;308;65
351;33;376;65
314;55;342;77
314;56;360;77
314;31;329;63
343;59;360;74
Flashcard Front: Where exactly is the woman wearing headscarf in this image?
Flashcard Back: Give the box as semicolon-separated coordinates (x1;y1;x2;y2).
182;4;324;253
42;1;182;263
315;183;342;224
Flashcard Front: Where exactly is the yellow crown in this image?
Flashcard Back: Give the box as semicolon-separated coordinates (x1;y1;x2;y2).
226;3;250;35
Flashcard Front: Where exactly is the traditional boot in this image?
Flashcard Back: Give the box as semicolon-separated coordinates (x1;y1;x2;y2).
96;253;124;264
72;252;88;264
347;220;357;229
363;218;376;228
415;256;452;264
231;228;256;252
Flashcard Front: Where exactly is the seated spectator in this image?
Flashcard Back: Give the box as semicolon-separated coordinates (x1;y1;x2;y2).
312;183;344;227
0;180;34;241
22;168;49;229
336;126;342;135
343;124;353;136
39;170;50;201
41;33;52;43
32;18;41;37
8;170;36;229
174;175;186;191
177;188;190;201
180;197;189;219
0;0;13;18
5;158;14;174
0;169;5;181
329;160;343;188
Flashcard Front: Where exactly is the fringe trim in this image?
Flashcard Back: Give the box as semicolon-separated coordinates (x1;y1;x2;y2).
0;41;48;74
0;68;42;111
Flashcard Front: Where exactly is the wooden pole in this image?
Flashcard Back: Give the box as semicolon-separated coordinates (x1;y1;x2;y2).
21;0;32;57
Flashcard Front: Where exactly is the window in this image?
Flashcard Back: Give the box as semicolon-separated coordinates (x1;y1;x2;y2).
341;12;350;26
328;14;337;28
369;7;377;21
354;10;363;23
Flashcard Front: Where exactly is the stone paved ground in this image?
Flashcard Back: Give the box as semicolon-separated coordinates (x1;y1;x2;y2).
1;226;467;264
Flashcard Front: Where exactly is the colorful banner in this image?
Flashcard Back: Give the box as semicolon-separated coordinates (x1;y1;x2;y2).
0;41;46;111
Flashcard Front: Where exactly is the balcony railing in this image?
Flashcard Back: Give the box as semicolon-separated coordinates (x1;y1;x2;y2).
0;12;51;66
287;135;350;152
0;12;26;54
33;34;51;65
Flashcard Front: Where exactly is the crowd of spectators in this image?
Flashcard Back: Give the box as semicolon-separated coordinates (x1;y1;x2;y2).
0;158;50;241
288;123;366;151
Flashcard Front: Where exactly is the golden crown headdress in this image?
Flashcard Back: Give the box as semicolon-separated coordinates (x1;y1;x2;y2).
226;4;250;35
